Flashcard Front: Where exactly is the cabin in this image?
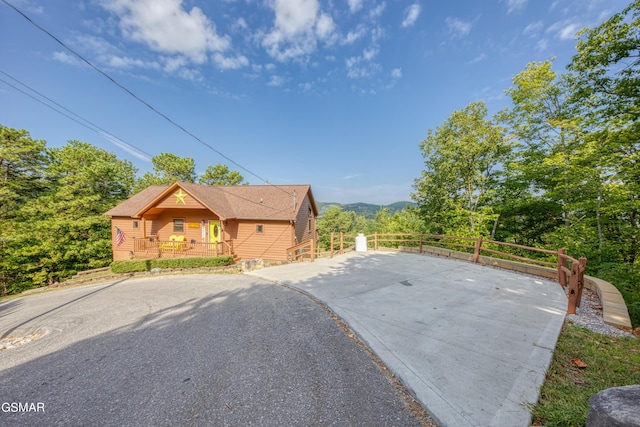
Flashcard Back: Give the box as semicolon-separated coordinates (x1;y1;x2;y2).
104;182;318;262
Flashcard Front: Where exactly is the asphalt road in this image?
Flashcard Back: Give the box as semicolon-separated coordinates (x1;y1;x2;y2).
0;275;423;426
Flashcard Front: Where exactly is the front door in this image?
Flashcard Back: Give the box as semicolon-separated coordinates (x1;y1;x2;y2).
209;221;221;244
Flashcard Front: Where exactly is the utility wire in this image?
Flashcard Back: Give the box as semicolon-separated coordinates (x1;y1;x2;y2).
1;0;289;194
0;69;153;161
0;72;302;216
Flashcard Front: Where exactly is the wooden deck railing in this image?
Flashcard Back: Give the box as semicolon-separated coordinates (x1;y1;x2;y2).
322;232;587;314
133;238;233;259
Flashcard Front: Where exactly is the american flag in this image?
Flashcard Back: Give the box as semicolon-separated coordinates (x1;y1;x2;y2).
115;228;126;246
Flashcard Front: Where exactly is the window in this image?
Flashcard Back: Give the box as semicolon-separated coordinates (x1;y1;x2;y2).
133;220;139;229
173;219;184;233
256;224;264;234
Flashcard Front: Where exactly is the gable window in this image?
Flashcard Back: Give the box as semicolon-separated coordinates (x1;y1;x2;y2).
173;219;185;233
256;224;264;234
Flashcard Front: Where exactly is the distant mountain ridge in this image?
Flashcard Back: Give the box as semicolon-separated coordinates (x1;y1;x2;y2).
317;201;415;219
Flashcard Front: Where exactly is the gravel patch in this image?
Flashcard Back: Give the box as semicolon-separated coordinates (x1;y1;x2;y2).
566;289;634;338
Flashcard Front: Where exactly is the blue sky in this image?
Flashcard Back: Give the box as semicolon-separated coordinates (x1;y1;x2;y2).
0;0;627;204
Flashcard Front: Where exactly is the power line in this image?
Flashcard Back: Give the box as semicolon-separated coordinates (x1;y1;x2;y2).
0;69;153;161
0;72;302;215
1;0;288;194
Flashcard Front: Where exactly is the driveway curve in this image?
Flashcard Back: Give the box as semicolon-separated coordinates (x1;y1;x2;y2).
0;275;423;426
248;251;567;427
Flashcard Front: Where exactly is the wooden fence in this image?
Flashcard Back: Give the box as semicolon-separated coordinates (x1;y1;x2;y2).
286;239;315;262
321;232;587;314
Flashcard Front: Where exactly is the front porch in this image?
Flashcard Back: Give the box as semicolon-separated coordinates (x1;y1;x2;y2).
132;237;234;259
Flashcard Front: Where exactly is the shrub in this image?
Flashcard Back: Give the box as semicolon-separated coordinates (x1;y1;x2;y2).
110;260;152;274
110;256;234;274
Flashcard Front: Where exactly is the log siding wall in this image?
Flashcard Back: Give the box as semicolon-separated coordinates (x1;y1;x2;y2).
227;220;293;261
294;194;315;244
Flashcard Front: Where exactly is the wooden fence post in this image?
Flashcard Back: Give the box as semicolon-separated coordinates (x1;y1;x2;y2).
340;232;344;254
472;236;483;263
557;248;567;287
567;262;580;314
419;233;423;253
330;232;334;258
374;233;378;251
576;257;587;307
310;238;315;262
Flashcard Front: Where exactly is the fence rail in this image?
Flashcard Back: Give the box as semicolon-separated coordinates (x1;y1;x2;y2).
286;239;315;262
133;238;233;259
322;232;587;314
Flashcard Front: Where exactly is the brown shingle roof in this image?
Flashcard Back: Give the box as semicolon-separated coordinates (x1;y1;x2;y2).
104;182;317;221
104;185;168;217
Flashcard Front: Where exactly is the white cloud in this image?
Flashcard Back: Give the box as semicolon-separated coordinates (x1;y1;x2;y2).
369;2;386;19
547;20;580;40
401;3;421;28
101;0;230;63
445;17;472;38
107;55;160;70
162;56;188;72
391;68;402;78
345;52;381;79
362;47;378;61
52;51;82;66
536;38;548;52
213;53;250;70
316;13;337;41
558;23;580;40
469;53;487;64
262;0;337;61
347;0;364;13
523;21;543;37
267;75;286;87
503;0;528;14
343;26;367;44
99;131;152;162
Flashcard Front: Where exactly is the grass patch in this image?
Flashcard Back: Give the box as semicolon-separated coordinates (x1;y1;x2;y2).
532;322;640;426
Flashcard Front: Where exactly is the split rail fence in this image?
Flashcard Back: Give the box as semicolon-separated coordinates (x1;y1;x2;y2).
289;232;586;315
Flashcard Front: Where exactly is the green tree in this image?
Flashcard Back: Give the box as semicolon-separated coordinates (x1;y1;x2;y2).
4;141;136;291
568;1;640;266
0;125;48;220
412;102;510;236
134;152;196;192
569;0;640;122
374;207;426;235
494;60;584;247
198;164;246;186
316;206;370;249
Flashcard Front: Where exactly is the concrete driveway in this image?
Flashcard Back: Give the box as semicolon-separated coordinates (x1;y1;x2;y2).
0;274;424;426
248;251;567;427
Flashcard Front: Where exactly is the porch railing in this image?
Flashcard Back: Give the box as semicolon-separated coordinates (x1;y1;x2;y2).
133;238;233;259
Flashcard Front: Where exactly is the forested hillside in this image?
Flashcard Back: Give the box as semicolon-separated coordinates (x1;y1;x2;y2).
1;2;639;325
316;201;415;219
